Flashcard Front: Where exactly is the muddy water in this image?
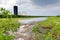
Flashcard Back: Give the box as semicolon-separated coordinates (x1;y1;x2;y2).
18;17;46;24
14;17;47;40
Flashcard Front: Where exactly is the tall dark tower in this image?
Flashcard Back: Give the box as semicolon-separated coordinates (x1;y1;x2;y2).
14;6;18;15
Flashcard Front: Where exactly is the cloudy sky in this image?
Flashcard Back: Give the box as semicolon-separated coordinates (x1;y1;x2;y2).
0;0;60;16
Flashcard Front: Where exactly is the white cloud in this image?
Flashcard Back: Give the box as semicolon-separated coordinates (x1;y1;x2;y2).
0;0;60;16
0;0;16;10
20;0;31;3
0;0;16;5
17;0;31;5
0;4;9;8
19;3;35;10
0;0;17;14
17;0;60;16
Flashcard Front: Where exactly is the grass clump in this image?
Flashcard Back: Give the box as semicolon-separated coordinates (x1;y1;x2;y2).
31;17;60;40
0;18;20;40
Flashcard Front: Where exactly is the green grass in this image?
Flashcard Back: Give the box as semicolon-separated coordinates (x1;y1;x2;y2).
0;18;25;40
0;18;21;20
32;17;60;40
0;17;36;40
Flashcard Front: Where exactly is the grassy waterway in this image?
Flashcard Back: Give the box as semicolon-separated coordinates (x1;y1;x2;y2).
0;17;45;40
14;17;47;40
0;17;30;40
0;17;60;40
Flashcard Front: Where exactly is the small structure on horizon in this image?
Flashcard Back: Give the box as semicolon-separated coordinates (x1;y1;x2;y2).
13;5;18;15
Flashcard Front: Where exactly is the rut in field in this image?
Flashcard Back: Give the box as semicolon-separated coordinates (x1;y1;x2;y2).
14;24;34;40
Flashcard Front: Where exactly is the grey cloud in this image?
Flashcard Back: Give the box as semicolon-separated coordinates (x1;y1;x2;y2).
32;0;60;6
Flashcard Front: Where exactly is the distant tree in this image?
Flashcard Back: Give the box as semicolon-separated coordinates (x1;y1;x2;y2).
0;8;11;18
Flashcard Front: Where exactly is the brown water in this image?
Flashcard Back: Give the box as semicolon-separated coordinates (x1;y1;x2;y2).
14;17;47;40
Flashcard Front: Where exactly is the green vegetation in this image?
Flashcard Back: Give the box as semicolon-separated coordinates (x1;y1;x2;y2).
32;24;41;40
0;19;20;40
32;17;60;40
0;8;40;18
1;7;60;40
0;8;20;40
0;8;12;18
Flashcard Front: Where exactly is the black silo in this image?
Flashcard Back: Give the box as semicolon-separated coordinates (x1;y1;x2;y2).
14;6;18;15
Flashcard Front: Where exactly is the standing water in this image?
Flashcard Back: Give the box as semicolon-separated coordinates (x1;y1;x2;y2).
18;17;47;24
14;17;47;40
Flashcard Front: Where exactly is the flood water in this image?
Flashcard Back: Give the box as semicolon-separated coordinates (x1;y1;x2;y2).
18;17;47;24
14;17;47;40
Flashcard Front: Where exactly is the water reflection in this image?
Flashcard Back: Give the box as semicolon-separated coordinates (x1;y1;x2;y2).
18;17;47;24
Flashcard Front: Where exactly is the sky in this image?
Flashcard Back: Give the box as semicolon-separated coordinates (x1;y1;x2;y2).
0;0;60;16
